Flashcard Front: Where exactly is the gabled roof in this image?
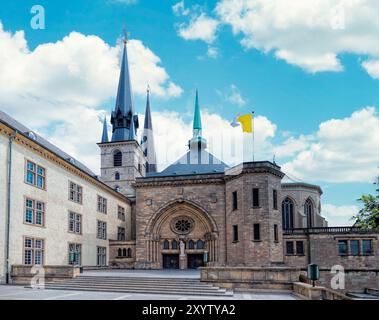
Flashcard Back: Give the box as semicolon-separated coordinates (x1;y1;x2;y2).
0;110;96;176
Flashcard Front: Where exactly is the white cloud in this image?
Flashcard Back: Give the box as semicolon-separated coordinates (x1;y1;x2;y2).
227;84;246;106
362;59;379;79
178;13;219;44
322;203;359;226
172;1;190;16
217;84;247;106
0;22;182;173
207;46;219;59
214;0;379;75
281;107;379;183
274;134;313;158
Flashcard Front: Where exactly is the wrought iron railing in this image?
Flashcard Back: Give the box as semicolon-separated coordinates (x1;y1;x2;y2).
283;227;379;235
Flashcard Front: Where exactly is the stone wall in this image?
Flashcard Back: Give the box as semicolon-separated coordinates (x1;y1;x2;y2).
134;174;226;269
134;162;289;269
283;231;379;269
109;240;136;268
200;266;302;290
11;265;81;285
224;166;284;266
318;269;379;293
292;282;351;300
284;230;379;292
0;133;8;283
99;140;147;197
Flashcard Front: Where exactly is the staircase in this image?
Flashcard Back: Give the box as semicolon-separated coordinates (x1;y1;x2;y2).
40;275;233;297
346;288;379;300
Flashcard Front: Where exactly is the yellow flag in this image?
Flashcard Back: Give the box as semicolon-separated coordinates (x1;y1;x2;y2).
237;113;253;133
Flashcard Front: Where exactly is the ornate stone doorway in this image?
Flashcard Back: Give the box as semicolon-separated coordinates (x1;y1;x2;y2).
162;254;179;269
144;200;219;269
187;254;204;269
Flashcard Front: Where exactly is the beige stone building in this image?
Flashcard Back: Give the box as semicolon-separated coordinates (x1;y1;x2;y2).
0;112;131;284
1;40;378;292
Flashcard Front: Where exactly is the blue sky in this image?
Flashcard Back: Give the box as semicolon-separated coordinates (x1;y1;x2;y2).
0;0;378;225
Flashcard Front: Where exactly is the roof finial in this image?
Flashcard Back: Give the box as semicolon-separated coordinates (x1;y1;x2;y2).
123;26;128;44
101;115;109;143
147;84;150;94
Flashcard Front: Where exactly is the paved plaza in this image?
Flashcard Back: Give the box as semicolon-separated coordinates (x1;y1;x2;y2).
0;269;298;300
0;285;298;300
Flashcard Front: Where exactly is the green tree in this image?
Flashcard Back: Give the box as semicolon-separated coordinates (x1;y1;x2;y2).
352;179;379;230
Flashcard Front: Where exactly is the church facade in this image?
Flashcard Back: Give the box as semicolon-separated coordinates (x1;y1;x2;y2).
1;39;378;290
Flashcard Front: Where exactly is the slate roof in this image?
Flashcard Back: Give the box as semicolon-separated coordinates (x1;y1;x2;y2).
0;110;96;177
147;149;229;177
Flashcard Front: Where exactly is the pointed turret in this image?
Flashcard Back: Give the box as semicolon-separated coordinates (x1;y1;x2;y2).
101;116;109;143
110;39;139;142
141;87;157;173
193;89;202;138
129;114;136;140
188;89;207;150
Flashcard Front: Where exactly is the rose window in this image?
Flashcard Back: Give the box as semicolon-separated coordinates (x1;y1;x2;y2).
171;217;194;234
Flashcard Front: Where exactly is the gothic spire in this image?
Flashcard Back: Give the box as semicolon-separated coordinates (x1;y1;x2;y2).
193;89;202;137
110;38;138;142
101;116;109;143
141;86;157;173
188;89;207;150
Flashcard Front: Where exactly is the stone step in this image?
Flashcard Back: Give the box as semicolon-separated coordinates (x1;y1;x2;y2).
64;277;209;283
39;275;233;296
56;280;216;289
42;284;232;296
365;288;379;297
76;276;201;283
45;282;226;292
44;282;225;292
346;292;379;300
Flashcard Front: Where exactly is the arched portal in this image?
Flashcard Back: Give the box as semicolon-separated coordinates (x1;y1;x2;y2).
145;200;219;269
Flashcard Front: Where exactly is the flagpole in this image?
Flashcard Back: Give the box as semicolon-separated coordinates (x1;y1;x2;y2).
252;111;255;162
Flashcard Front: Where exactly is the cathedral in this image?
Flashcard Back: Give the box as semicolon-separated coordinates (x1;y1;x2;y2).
98;40;327;270
1;39;378;292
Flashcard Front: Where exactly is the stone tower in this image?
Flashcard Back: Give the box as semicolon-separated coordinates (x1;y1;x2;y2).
98;39;147;197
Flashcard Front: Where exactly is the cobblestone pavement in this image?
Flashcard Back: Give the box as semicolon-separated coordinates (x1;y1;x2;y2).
0;285;298;300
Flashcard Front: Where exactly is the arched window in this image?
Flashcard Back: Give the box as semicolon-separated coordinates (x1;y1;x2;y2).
115;172;120;180
196;240;205;249
188;240;195;249
113;150;122;167
127;248;132;258
282;197;294;230
122;248;127;257
163;240;169;250
172;240;178;250
304;198;313;228
118;248;122;257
